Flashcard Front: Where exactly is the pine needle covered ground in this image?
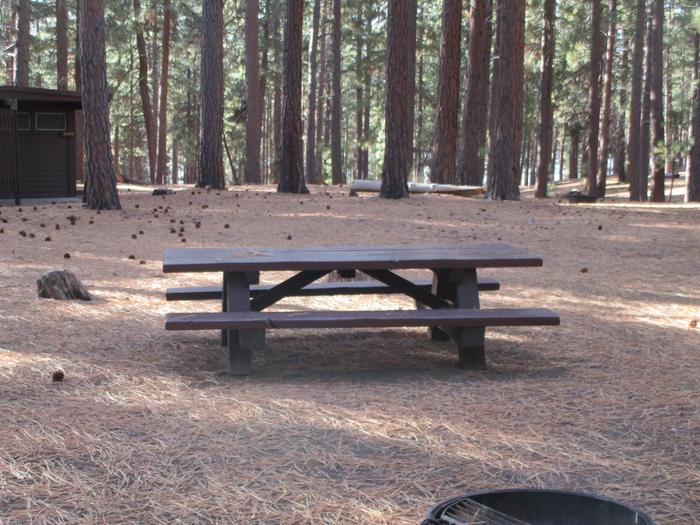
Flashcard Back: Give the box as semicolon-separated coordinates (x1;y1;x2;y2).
1;181;698;523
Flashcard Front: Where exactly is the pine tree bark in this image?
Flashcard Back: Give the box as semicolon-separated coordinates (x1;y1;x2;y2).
354;3;364;181
615;40;629;183
75;0;84;182
133;0;157;184
272;10;283;183
172;138;178;184
584;0;604;196
277;0;308;193
315;8;328;184
568;126;580;180
456;0;492;186
686;32;700;202
196;0;225;189
664;4;675;180
330;0;344;185
244;0;262;183
78;0;120;210
649;0;665;202
305;0;322;185
639;9;653;201
56;0;69;90
380;0;417;199
15;0;30;86
430;0;462;185
361;8;373;180
627;0;646;200
156;0;171;186
485;0;525;201
596;0;617;197
534;0;555;198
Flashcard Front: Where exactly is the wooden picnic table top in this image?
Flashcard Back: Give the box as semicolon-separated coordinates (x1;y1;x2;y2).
163;243;543;273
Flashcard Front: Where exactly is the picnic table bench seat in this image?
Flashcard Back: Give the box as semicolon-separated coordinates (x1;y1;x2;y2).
166;308;559;331
165;276;500;301
166;307;559;370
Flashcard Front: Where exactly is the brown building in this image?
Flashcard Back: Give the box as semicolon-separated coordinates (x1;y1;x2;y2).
0;86;82;203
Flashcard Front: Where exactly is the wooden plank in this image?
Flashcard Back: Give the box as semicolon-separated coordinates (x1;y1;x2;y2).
163;243;543;273
165;308;560;331
165;277;501;301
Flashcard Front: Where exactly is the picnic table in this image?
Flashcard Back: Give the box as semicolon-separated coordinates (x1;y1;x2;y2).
163;243;559;375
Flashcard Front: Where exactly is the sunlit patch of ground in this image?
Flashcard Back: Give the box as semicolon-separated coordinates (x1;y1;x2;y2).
0;179;698;523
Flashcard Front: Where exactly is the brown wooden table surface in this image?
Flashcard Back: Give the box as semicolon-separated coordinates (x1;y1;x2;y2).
163;243;543;273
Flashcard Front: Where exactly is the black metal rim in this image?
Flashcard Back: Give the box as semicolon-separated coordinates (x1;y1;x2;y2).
425;487;656;524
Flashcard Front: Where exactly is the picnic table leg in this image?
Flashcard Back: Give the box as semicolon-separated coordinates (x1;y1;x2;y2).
429;269;457;341
224;271;264;376
452;268;486;369
221;274;228;347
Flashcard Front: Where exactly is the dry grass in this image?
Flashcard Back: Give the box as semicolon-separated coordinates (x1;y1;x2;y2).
0;179;698;524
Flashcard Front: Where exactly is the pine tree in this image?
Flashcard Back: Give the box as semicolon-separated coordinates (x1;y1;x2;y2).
78;0;120;210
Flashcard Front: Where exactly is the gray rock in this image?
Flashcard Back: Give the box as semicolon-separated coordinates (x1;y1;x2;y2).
37;270;91;301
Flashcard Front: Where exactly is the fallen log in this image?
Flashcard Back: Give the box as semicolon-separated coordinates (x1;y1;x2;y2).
349;179;485;197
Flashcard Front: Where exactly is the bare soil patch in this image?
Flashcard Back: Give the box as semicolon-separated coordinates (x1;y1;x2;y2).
1;182;698;523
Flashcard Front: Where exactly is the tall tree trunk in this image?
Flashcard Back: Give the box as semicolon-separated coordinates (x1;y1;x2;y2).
128;47;136;180
596;0;617;197
315;7;328;184
568;126;580;180
627;0;646;200
150;5;160;142
380;0;417;198
245;0;262;183
416;49;424;179
664;2;675;180
197;0;225;189
354;3;364;180
615;40;629;183
361;8;373;180
584;0;604;196
330;0;344;185
639;8;653;201
686;32;700;202
456;0;493;186
133;0;157;184
156;0;171;186
114;126;122;182
75;0;84;182
56;0;69;89
649;0;665;202
277;0;308;193
557;132;565;182
272;9;283;182
78;0;120;210
15;0;30;86
172;138;179;184
534;0;555;198
430;0;462;185
485;0;525;200
261;1;270;182
305;0;321;185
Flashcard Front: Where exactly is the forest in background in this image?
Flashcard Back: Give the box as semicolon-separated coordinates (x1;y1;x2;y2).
1;0;700;204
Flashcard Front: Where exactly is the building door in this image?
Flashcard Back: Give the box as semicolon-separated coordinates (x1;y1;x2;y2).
0;109;19;200
17;112;70;197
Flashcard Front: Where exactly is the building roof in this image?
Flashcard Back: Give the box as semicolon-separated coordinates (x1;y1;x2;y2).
0;86;81;108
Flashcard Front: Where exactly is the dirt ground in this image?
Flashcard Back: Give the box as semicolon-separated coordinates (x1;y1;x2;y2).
0;179;698;524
